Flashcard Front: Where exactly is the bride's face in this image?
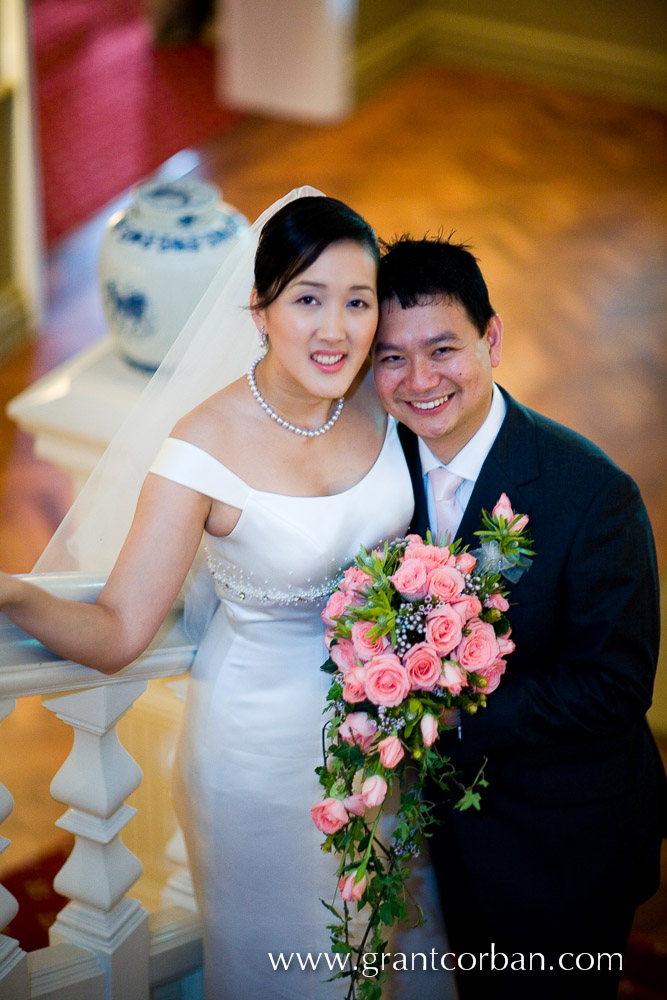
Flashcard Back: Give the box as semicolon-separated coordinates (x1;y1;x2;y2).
253;240;378;400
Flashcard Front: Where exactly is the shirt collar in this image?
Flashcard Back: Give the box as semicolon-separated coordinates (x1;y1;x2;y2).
418;383;507;481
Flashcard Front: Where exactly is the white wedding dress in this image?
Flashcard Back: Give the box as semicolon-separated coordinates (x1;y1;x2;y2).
150;418;456;1000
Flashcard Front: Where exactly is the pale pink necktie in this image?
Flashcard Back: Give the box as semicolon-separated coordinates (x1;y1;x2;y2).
428;467;464;544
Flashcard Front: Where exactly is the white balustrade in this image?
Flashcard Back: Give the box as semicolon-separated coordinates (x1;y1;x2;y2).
27;944;105;1000
0;698;29;1000
45;681;150;1000
0;572;202;1000
162;830;198;914
117;678;195;913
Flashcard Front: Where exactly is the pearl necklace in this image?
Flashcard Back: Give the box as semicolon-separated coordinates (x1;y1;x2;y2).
247;358;345;437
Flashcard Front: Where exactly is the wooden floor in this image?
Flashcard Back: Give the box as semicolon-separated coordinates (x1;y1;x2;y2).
1;62;666;948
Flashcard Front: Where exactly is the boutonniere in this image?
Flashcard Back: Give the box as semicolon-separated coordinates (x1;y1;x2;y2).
472;492;534;583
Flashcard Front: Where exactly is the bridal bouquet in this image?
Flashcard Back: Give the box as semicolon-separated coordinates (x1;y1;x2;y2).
311;494;534;999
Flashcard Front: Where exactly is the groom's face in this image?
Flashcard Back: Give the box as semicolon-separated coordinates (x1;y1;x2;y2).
373;297;503;464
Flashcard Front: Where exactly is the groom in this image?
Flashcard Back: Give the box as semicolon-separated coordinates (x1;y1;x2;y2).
372;235;667;999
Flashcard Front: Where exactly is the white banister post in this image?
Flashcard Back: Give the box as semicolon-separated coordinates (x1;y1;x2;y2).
43;681;150;1000
0;698;29;1000
161;829;197;913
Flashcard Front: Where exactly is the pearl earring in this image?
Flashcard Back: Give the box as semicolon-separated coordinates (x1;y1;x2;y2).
259;324;268;350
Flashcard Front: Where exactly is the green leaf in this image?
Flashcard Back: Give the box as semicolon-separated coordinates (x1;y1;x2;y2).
320;898;344;920
454;788;482;811
358;833;371;853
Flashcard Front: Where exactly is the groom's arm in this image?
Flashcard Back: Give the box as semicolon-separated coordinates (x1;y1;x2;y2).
458;469;660;757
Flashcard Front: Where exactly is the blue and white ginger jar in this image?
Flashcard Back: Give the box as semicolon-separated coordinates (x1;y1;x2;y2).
99;179;248;370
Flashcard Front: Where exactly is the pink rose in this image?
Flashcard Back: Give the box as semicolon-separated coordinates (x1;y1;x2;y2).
513;514;529;533
456;619;500;673
497;632;515;656
404;541;453;570
339;711;378;753
404;641;444;690
424;606;463;657
339;566;373;597
310;797;348;834
364;653;411;707
351;621;390;662
492;493;529;533
420;712;439;747
339;870;367;902
362;774;388;808
377;734;405;769
485;593;509;612
440;661;467;696
343;793;366;817
455;551;477;574
492;492;514;522
427;565;466;603
389;558;430;600
321;590;355;627
342;666;368;704
475;657;507;694
450;594;483;624
330;638;358;674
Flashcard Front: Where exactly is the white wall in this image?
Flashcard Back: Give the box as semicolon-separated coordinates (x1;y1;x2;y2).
218;0;357;122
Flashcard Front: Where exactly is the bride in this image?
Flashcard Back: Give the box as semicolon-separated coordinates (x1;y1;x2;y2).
1;190;452;998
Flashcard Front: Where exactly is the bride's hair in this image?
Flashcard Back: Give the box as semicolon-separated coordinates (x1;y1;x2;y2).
253;196;379;310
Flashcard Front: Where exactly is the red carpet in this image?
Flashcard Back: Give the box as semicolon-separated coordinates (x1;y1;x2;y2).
2;845;71;951
30;0;241;245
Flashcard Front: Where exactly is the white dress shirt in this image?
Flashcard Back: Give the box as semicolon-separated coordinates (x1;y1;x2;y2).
419;383;507;538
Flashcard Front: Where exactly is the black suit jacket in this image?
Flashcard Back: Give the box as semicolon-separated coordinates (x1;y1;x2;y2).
399;387;667;935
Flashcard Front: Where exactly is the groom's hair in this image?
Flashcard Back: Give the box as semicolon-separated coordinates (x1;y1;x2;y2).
377;234;494;336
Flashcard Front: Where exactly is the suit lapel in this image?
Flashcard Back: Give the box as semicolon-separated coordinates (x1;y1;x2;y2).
397;421;429;536
457;391;540;548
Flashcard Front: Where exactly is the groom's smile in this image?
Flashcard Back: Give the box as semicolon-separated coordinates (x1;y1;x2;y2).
410;392;454;411
373;297;503;463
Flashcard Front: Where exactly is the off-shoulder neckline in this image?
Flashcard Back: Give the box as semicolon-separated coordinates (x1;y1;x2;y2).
167;417;395;501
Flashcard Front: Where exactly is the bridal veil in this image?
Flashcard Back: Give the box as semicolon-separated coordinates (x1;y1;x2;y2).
35;185;324;574
34;185;324;634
